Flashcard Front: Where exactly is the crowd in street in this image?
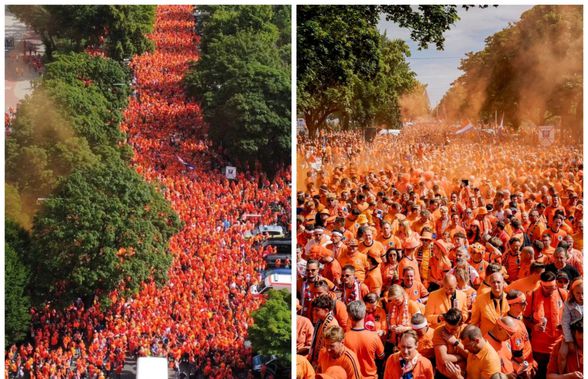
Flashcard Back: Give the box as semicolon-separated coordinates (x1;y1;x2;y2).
6;5;290;379
296;126;583;379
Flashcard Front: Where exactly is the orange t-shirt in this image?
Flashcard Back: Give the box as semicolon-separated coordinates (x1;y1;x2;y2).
317;346;362;379
378;234;403;250
417;327;435;360
383;352;434;379
398;256;422;284
486;333;514;375
510;317;534;367
343;328;385;379
296;354;316;379
338;252;369;282
542;229;568;248
403;282;429;303
364;267;383;295
297;315;314;354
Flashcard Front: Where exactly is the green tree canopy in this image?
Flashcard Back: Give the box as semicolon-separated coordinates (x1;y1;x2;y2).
185;5;290;171
436;5;582;133
298;5;463;135
247;289;291;367
5;220;33;347
43;52;131;110
8;5;155;60
29;157;182;308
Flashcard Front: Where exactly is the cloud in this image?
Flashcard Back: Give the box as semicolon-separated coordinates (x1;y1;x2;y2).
377;5;534;106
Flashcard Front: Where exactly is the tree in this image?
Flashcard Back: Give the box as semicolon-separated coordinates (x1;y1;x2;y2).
8;5;155;60
436;5;582;133
185;6;290;170
248;289;291;369
349;37;417;129
43;52;131;111
29;157;182;307
298;5;462;135
5;220;33;347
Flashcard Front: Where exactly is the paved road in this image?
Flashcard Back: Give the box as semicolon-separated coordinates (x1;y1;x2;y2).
5;8;43;110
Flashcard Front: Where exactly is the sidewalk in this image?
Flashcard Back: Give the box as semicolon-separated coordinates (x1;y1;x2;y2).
5;8;44;110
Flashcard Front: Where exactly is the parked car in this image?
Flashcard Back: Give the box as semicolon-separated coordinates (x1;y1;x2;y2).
244;225;286;240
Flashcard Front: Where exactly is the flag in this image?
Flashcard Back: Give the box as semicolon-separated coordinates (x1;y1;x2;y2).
176;155;195;170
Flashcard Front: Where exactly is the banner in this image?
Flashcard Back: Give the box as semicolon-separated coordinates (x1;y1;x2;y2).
537;125;555;146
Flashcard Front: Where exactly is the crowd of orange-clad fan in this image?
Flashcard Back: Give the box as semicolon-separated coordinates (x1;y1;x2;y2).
6;6;290;379
296;127;582;379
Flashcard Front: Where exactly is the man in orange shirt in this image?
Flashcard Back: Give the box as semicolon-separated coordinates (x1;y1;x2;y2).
484;317;516;376
383;330;435;379
401;266;429;304
542;215;567;248
317;325;362;379
523;270;567;379
470;271;509;336
363;293;387;340
425;273;468;328
343;301;385;379
309;295;339;367
378;221;402;250
503;237;522;283
411;313;435;363
359;228;386;260
338;239;369;283
432;308;468;378
398;236;423;284
527;210;546;243
340;265;369;305
505;290;537;376
297;300;315;356
505;262;544;294
299;260;336;318
444;325;502;379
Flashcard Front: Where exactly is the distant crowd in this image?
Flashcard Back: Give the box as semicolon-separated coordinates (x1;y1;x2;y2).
296;126;582;379
6;5;290;379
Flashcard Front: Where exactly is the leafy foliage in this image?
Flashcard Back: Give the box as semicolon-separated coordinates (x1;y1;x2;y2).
297;5;459;135
185;5;290;170
5;220;33;346
248;289;291;365
436;5;582;132
29;157;182;307
43;52;131;110
8;5;155;60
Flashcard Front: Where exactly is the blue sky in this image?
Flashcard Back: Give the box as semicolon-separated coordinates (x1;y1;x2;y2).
377;5;534;107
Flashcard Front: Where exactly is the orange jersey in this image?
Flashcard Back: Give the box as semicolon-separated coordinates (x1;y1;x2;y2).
383;352;434;379
343;329;385;379
398;256;422;284
317;346;362;379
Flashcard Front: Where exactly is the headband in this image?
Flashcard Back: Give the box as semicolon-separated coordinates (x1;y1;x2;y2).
411;321;428;330
507;293;526;305
570;279;583;291
332;231;343;238
495;318;517;335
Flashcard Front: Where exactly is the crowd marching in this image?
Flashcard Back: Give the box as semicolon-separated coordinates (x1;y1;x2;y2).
296;124;583;379
6;5;290;379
